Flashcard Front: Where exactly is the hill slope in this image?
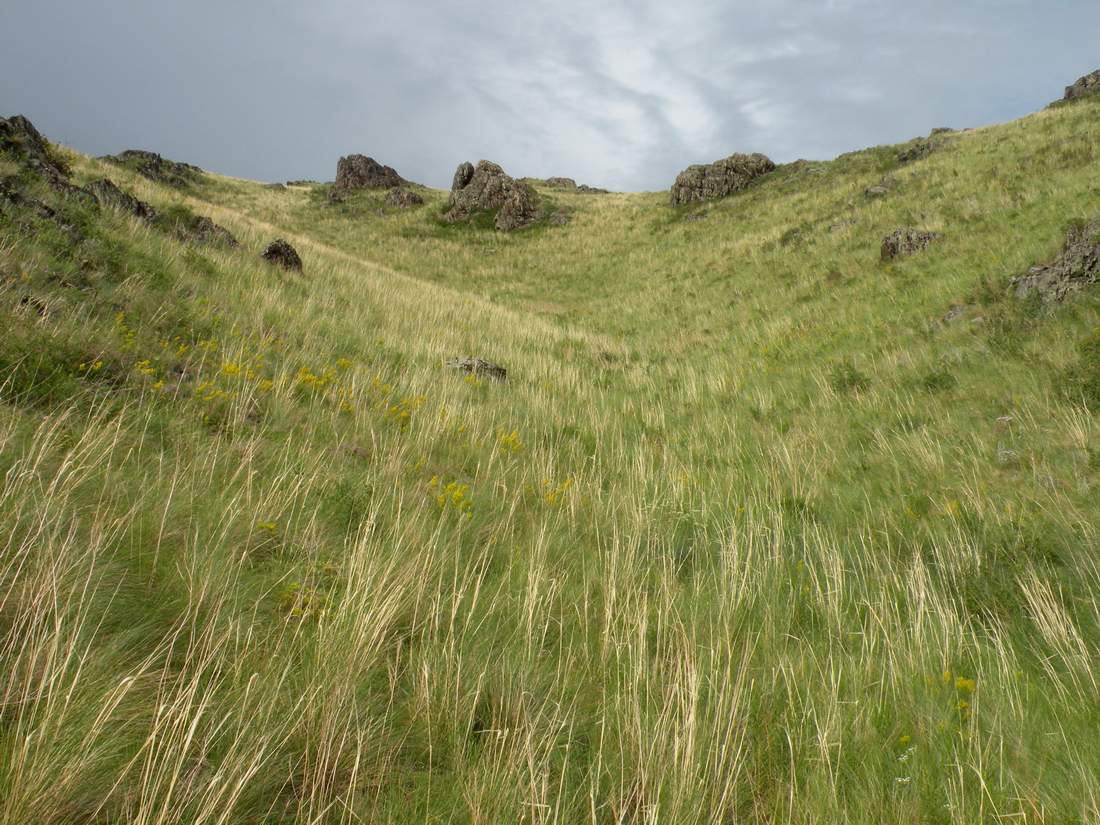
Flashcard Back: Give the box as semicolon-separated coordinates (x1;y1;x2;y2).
2;96;1100;824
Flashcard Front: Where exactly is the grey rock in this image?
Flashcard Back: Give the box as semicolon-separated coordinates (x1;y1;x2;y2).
548;210;570;226
1063;69;1100;102
445;357;507;382
334;154;407;191
1010;216;1100;303
669;152;775;206
865;184;890;199
261;239;303;272
101;149;203;187
385;187;424;208
445;160;540;231
577;184;610;194
180;215;239;247
881;228;941;261
544;177;577;189
84;178;157;223
897;139;945;164
264;182;287;190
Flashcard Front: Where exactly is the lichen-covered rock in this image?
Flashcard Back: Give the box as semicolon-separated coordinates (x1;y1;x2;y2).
334;155;406;191
445;160;540;231
669;153;775;206
261;239;302;272
446;357;507;382
84;178;157;223
881;227;941;260
100;149;203;187
897;139;945;164
1011;216;1100;303
544;177;577;189
385;187;424;208
1063;69;1100;102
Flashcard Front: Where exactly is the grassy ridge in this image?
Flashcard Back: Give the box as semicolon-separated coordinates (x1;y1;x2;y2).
1;96;1099;824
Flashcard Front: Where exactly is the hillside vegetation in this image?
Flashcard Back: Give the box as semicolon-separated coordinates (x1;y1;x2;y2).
2;94;1100;824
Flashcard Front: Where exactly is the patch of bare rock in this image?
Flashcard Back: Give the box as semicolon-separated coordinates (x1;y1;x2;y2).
261;239;302;272
445;160;540;231
669;153;775;206
101;149;203;187
881;228;941;261
1011;216;1100;303
1061;69;1100;103
334;154;407;191
446;357;507;382
385;187;424;208
85;178;158;223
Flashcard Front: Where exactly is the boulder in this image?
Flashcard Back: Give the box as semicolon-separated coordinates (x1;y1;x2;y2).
385;187;424;208
1063;69;1100;102
544;177;577;189
445;160;540;231
898;138;948;164
548;210;570;226
179;215;239;247
0;114;88;200
334;154;406;191
446;357;507;382
669;153;775;206
577;184;610;194
84;178;157;223
263;182;287;190
100;149;203;187
881;228;941;261
1011;216;1100;303
261;239;302;272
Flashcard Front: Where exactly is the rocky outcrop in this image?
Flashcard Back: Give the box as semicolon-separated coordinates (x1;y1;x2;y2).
0;114;68;179
261;239;302;272
101;149;203;187
334;155;406;191
577;184;609;194
177;215;239;247
1062;69;1100;103
544;177;577;189
445;160;540;231
84;179;157;223
881;228;941;261
1011;216;1100;303
385;187;424;208
446;357;507;382
669;153;775;206
897;138;945;164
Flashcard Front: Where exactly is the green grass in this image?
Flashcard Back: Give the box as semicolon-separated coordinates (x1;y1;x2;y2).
1;95;1100;824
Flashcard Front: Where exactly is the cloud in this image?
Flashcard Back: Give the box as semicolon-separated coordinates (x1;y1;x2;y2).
1;0;1098;191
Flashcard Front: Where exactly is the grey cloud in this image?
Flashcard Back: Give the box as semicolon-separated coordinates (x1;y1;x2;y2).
2;0;1097;192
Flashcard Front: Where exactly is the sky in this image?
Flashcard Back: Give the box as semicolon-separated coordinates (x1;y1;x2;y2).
1;1;1097;192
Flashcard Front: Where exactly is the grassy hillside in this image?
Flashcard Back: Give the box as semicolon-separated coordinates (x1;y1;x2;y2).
2;95;1100;825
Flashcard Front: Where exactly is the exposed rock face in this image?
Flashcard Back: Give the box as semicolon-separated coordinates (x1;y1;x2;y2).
261;239;302;272
1011;216;1100;303
334;155;406;191
881;228;941;261
1063;69;1100;102
84;179;157;222
385;187;424;208
897;139;945;164
577;184;609;194
446;357;507;382
178;215;239;247
445;160;540;231
545;177;577;189
669;153;775;206
101;149;203;187
0;114;67;179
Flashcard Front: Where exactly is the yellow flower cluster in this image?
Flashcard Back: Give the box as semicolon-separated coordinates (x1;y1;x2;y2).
428;475;472;518
389;395;426;427
498;429;524;454
541;477;574;506
77;359;104;374
114;311;137;349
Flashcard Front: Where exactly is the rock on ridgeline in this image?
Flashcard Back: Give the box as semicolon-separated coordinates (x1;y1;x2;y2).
334;154;407;191
84;179;157;223
101;149;203;187
1063;69;1100;103
445;160;540;231
669;153;775;206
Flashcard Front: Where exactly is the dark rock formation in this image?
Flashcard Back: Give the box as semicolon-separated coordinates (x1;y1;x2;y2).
577;184;609;194
264;182;287;190
0;114;68;179
261;239;302;272
897;138;945;164
334;155;406;191
385;187;424;208
178;215;239;247
881;228;941;261
100;149;203;187
1011;216;1100;303
544;177;577;189
1063;69;1100;102
84;178;157;223
669;153;775;206
286;180;319;187
930;127;957;136
445;160;540;231
446;357;507;382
